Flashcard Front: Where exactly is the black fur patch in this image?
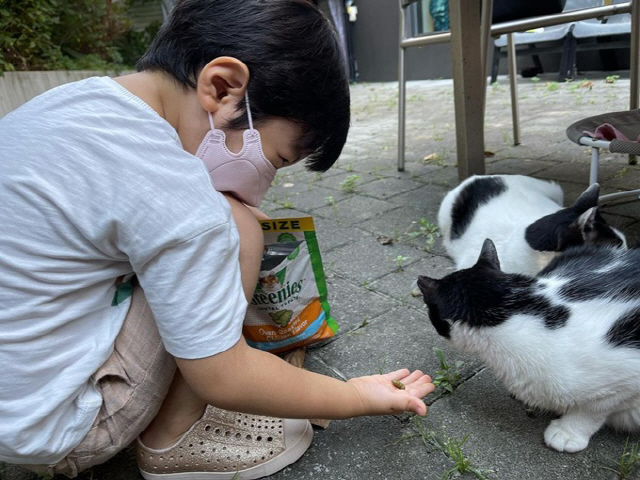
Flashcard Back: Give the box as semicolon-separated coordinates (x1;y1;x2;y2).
525;208;581;252
426;265;569;332
425;302;451;339
607;309;640;349
450;177;507;240
543;246;640;302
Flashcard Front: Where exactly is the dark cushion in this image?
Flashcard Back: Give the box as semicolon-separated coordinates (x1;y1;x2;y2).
492;0;567;23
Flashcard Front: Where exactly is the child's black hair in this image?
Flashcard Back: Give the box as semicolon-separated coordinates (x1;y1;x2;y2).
137;0;350;172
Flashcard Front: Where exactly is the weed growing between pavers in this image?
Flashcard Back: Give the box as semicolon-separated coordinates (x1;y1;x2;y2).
341;174;360;193
602;437;640;480
440;435;491;480
402;218;440;252
393;255;410;271
432;347;464;394
377;355;389;375
396;416;492;480
361;279;376;291
325;196;339;222
606;74;621;84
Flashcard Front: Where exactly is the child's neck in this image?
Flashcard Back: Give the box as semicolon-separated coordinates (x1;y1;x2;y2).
114;71;207;155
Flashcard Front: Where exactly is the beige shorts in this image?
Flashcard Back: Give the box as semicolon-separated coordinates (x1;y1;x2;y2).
22;285;176;478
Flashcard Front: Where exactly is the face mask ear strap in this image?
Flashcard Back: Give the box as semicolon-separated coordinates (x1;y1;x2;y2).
207;91;253;132
244;91;254;131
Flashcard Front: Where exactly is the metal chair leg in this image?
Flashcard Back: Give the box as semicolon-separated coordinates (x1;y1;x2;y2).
507;32;521;146
628;0;639;165
398;46;406;172
590;146;599;185
397;3;407;172
490;45;500;84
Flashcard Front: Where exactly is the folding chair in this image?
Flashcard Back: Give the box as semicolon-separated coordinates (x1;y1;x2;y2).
397;0;635;172
566;109;640;203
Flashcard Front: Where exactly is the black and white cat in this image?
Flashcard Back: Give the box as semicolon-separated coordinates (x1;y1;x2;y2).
417;239;640;452
438;175;627;275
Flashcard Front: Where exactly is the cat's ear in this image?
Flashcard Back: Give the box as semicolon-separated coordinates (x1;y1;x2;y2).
573;183;600;212
557;206;602;250
577;206;598;232
417;275;439;300
477;238;501;270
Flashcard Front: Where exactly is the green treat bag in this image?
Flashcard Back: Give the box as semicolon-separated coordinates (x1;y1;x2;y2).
243;217;337;353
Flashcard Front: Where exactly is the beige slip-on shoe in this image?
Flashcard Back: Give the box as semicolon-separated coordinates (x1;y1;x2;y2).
137;405;313;480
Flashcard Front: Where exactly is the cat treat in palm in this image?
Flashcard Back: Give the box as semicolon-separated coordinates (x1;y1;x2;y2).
243;217;337;353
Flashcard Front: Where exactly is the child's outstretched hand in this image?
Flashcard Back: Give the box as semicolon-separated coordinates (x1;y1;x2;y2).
346;369;434;417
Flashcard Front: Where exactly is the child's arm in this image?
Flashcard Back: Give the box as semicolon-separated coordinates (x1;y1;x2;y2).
176;337;434;419
188;194;433;419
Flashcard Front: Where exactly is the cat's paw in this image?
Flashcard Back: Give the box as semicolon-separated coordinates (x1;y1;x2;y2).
544;419;590;453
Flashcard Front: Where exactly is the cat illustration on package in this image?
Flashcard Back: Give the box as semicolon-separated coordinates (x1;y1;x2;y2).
244;217;336;353
438;174;626;275
417;239;640;453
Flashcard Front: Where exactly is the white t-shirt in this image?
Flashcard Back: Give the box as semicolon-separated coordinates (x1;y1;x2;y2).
0;77;247;464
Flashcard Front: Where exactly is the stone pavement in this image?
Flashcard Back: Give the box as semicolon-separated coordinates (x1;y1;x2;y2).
3;73;640;480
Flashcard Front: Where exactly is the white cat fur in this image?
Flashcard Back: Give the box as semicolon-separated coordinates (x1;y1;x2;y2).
438;175;566;275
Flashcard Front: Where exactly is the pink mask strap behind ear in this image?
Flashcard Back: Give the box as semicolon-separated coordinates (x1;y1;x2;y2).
245;91;254;130
207;91;252;132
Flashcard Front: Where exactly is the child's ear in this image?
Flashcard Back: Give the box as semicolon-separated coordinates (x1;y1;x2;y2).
196;56;250;114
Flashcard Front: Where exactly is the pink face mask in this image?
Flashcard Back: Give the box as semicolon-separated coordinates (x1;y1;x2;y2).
195;92;276;207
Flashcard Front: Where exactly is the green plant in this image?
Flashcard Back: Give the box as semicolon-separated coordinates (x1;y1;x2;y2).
405;218;440;251
530;76;541;83
113;19;161;66
614;166;630;179
0;0;157;73
377;356;389;375
407;418;491;480
546;82;559;92
394;254;409;271
602;438;640;479
0;1;64;71
326;195;339;221
432;347;464;393
441;435;491;480
362;279;376;291
341;174;360;193
606;74;621;84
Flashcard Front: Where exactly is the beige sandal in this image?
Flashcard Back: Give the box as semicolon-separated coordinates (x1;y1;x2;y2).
137;405;313;480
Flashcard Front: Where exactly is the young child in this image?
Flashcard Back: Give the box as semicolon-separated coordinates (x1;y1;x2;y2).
0;1;434;479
